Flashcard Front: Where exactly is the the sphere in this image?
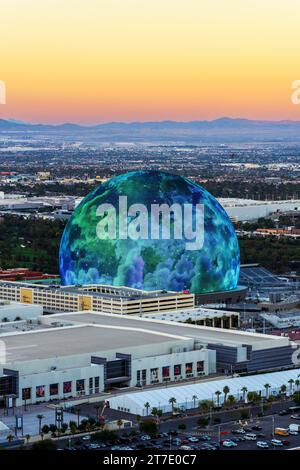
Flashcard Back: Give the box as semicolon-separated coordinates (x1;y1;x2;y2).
59;170;240;293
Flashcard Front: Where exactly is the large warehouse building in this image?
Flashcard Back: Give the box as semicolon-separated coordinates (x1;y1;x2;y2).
0;312;296;408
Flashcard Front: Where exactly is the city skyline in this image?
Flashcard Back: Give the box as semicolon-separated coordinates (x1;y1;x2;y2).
1;0;300;123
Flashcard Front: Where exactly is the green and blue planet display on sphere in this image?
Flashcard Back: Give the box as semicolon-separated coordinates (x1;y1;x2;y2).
59;171;240;293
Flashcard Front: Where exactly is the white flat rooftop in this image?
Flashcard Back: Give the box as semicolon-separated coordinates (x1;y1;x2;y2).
43;311;291;349
2;323;187;363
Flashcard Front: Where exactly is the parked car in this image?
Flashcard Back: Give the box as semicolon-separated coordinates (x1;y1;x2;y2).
244;433;257;441
140;435;151;441
252;425;262;431
82;435;91;441
282;440;290;446
271;439;283;447
188;436;199;443
222;440;237;448
291;415;300;420
198;435;211;441
231;428;245;434
180;445;193;450
257;441;269;449
231;437;245;442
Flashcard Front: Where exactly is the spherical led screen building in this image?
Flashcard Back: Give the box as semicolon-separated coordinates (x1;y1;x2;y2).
59;171;240;293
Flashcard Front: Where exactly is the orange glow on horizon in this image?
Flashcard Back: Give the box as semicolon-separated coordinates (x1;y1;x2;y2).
1;0;300;123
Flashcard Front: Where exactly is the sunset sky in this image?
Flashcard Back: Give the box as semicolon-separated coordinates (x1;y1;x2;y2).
0;0;300;123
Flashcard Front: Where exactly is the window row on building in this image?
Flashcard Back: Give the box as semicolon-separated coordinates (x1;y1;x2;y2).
21;376;101;401
136;361;204;386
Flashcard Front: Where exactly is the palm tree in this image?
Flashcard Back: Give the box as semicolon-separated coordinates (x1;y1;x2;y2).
36;414;45;435
25;434;31;446
192;395;198;409
241;386;248;402
227;395;236;406
264;383;271;399
168;397;177;413
223;386;230;403
144;402;151;416
288;379;295;394
117;419;123;431
215;390;222;407
199;400;211;413
295;379;300;391
280;384;287;396
151;407;158;417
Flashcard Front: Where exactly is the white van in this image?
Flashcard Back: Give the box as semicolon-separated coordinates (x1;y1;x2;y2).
244;433;257;441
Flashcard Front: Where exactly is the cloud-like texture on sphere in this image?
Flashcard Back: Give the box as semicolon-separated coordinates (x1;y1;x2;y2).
59;171;240;293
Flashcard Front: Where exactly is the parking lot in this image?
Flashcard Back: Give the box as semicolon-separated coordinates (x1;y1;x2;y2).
55;409;300;451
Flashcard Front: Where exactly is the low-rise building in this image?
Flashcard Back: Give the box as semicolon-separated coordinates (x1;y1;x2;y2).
0;281;195;315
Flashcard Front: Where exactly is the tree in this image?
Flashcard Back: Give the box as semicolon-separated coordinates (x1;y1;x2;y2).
41;424;50;435
168;397;177;413
88;417;96;427
36;414;45;435
117;419;123;431
61;423;68;434
49;424;57;436
240;410;250;420
192;395;198;409
280;384;287;395
178;423;186;431
199;400;213;412
70;424;77;437
139;420;158;436
247;391;260;403
293;391;300;405
264;383;271;399
215;390;222;407
197;417;209;428
227;395;236;406
151;407;158;417
144;402;151;417
295;379;300;391
223;386;230;403
69;420;77;430
288;379;295;394
241;387;248;402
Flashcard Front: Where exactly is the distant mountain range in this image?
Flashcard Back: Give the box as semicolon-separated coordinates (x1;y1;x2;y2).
1;117;300;142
